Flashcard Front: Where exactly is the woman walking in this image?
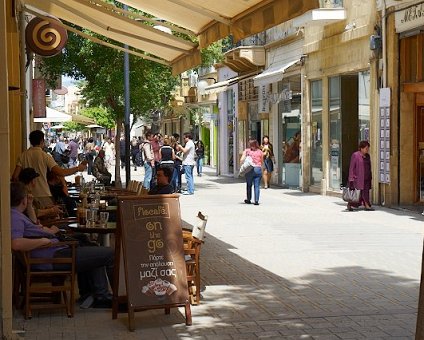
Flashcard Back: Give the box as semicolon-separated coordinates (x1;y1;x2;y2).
261;136;274;189
240;139;263;205
195;140;205;176
347;140;373;211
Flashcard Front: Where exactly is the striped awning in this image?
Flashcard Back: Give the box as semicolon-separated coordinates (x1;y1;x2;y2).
19;0;319;75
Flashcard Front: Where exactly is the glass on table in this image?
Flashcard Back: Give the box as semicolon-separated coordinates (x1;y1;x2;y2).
86;209;98;227
99;212;109;228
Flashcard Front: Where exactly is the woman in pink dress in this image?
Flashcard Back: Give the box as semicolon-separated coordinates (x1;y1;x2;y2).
240;139;263;205
347;140;373;211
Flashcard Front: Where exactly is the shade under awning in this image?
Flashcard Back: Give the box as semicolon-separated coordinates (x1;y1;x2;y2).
253;60;301;87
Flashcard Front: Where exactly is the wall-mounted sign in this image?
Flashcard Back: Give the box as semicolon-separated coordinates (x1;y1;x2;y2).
25;17;68;57
32;79;46;118
379;88;391;184
395;3;424;33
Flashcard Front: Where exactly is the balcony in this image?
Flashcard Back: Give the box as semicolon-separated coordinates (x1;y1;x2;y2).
221;34;266;73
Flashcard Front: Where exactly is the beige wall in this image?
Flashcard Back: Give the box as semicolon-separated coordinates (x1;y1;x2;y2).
302;0;378;196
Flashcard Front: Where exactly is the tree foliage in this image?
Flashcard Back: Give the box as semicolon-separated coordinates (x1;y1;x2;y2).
39;29;179;124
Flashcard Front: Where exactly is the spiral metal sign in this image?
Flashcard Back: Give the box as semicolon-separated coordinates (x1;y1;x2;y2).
25;17;68;57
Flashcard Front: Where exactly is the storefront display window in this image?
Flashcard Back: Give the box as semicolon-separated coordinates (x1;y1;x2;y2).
310;80;323;186
329;76;342;190
278;75;301;187
358;71;370;142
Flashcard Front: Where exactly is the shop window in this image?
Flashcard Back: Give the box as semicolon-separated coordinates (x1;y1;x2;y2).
400;33;424;83
278;75;301;187
358;71;370;141
310;80;323;186
329;76;342;190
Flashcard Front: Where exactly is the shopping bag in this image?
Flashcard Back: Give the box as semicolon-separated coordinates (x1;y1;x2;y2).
238;156;254;177
342;187;361;203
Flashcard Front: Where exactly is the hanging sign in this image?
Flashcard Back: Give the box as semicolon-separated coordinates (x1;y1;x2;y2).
32;79;46;118
25;17;68;57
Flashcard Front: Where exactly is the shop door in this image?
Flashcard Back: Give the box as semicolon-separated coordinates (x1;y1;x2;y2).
417;106;424;201
328;75;360;190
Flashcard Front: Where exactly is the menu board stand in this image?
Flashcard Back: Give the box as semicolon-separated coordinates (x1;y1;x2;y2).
112;194;192;331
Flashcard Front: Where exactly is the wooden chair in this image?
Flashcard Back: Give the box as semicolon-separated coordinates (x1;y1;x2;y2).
14;241;78;319
136;183;149;195
183;212;207;305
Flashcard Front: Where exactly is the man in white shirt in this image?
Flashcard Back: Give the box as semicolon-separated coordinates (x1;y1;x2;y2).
177;132;196;195
12;130;87;208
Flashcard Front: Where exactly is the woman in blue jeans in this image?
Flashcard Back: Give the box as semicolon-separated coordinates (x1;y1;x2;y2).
240;139;263;205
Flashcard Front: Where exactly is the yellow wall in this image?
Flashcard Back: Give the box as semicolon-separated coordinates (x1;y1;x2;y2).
7;0;21;173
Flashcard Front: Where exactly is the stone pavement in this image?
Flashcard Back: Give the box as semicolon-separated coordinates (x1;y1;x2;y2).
13;166;424;339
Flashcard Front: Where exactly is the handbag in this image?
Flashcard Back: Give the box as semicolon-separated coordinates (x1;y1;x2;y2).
239;156;254;177
342;187;361;203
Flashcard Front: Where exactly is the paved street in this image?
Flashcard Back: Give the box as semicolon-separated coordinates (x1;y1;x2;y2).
14;166;424;339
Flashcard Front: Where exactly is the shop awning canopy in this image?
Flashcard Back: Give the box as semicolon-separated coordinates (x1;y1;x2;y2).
20;0;319;75
204;71;260;94
33;107;95;124
253;59;301;87
34;107;71;123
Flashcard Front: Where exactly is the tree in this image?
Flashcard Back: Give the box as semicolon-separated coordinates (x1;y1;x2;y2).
39;28;179;186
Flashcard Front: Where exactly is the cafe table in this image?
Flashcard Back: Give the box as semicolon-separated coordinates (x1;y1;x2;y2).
54;218;117;247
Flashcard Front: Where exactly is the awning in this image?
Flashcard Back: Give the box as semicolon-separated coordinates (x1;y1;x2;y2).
67;112;95;125
205;71;260;94
33;107;94;124
20;0;319;75
85;124;104;129
34;107;71;123
253;60;301;87
120;0;320;49
22;0;199;68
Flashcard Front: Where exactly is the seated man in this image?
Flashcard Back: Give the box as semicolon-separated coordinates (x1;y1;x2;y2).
10;182;114;308
149;167;174;195
92;150;112;185
18;168;63;223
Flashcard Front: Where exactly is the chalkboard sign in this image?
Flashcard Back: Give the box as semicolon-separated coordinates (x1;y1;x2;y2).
115;194;191;330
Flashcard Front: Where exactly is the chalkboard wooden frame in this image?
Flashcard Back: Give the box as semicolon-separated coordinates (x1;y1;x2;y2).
112;194;192;331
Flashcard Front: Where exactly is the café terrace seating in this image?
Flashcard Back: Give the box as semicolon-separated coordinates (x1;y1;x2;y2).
183;212;208;305
13;241;78;319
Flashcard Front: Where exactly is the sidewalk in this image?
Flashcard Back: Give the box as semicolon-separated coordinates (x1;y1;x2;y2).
14;167;423;339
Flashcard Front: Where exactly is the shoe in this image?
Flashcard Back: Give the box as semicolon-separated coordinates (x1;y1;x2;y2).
198;174;202;177
244;199;251;204
347;203;353;211
92;296;112;309
364;207;375;211
254;202;259;205
134;167;137;171
182;191;194;195
264;185;268;189
79;295;94;309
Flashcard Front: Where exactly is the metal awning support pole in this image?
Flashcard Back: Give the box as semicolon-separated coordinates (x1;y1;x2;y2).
123;4;131;186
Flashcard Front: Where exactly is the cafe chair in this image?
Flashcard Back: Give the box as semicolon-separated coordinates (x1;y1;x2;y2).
183;212;208;305
13;241;78;319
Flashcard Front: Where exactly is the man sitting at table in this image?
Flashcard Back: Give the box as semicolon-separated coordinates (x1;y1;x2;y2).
10;182;114;308
11;130;87;209
149;167;174;195
92;149;112;185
